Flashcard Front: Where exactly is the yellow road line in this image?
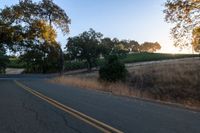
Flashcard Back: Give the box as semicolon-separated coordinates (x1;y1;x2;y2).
14;80;123;133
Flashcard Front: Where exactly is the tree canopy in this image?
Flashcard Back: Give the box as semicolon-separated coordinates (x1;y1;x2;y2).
139;42;161;53
0;0;70;73
66;29;102;71
0;0;70;33
164;0;200;50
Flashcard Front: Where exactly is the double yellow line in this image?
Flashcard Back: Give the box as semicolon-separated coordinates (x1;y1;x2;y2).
14;80;123;133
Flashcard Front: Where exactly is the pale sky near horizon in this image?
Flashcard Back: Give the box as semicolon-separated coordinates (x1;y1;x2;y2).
0;0;192;53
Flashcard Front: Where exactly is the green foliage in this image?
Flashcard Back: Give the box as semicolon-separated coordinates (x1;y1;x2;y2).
127;40;140;52
164;0;200;48
7;57;25;68
64;53;199;71
139;42;161;53
0;21;24;51
66;29;103;71
0;47;9;74
121;52;198;63
0;0;70;73
0;0;70;34
112;43;129;56
19;20;62;73
20;42;61;73
64;61;87;71
100;37;115;56
64;59;105;71
99;55;127;82
100;38;139;56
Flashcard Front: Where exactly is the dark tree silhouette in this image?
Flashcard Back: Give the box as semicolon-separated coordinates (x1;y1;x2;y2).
66;29;103;71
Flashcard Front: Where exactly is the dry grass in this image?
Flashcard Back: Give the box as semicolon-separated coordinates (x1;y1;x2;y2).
128;58;200;106
51;58;200;108
51;75;134;97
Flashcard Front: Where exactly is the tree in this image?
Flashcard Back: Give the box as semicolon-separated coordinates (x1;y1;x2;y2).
0;45;9;74
0;0;70;34
0;20;24;51
38;0;70;34
66;29;103;71
113;43;129;55
0;0;70;73
0;20;23;73
100;38;132;57
21;20;61;73
119;40;140;52
100;37;115;56
192;27;200;53
164;0;200;49
128;40;140;52
139;42;161;53
99;55;127;82
20;42;61;73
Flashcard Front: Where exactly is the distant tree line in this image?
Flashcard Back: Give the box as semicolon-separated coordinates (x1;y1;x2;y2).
65;29;161;71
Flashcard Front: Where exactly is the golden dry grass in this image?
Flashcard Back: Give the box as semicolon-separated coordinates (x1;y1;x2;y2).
128;58;200;106
51;58;200;108
51;75;134;97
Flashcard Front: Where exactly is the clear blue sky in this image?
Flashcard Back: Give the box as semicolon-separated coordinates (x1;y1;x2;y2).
0;0;191;53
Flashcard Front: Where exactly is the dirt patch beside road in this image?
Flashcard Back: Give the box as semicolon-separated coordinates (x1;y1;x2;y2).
6;68;24;74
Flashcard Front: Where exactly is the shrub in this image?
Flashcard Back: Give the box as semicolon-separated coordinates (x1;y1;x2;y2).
99;55;127;82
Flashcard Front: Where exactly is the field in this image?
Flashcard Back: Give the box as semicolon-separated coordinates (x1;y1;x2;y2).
52;57;200;109
7;53;199;70
64;53;199;71
120;52;198;63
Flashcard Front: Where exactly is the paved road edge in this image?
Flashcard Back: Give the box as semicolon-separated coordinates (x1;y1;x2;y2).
14;80;123;133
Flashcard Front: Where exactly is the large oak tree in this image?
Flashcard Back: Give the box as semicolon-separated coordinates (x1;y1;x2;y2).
0;0;70;73
66;29;103;71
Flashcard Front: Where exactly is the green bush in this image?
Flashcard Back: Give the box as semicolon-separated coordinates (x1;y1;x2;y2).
99;55;127;82
7;57;25;68
64;61;87;71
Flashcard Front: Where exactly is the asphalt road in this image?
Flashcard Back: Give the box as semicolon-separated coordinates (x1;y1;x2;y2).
0;76;200;133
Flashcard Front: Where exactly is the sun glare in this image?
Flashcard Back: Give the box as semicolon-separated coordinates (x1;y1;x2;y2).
157;40;193;54
158;47;181;54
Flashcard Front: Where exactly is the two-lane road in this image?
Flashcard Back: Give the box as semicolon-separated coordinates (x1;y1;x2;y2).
0;80;99;133
0;76;200;133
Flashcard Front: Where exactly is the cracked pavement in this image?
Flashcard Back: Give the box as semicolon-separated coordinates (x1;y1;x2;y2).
0;80;99;133
0;77;200;133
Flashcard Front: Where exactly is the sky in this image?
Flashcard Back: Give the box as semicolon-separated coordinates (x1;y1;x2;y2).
0;0;192;53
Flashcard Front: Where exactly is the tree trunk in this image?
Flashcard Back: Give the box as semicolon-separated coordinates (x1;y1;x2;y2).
87;59;92;72
59;47;64;76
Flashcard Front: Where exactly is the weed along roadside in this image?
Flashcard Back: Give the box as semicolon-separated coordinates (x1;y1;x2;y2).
51;57;200;111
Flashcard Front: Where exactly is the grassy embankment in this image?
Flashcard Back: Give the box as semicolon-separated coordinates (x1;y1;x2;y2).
52;57;200;109
64;52;199;71
8;53;198;69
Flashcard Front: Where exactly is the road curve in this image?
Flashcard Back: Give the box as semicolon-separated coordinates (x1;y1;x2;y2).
0;77;200;133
